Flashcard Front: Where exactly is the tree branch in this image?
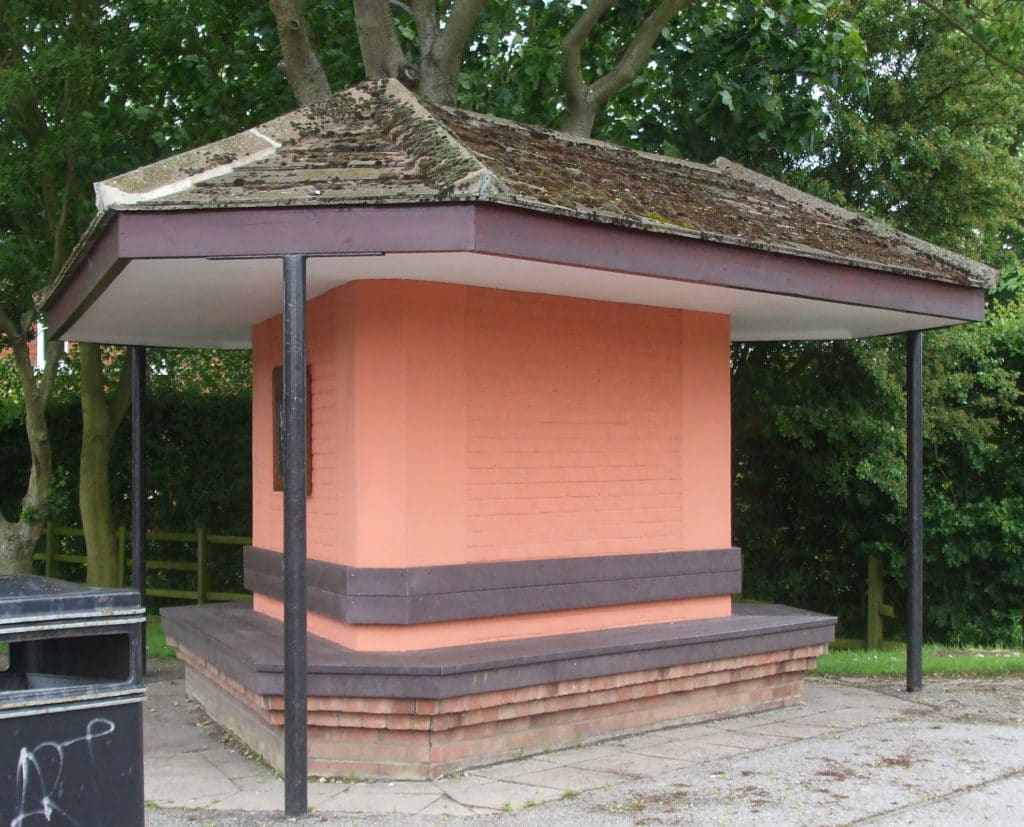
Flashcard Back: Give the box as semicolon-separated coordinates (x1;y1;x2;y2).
434;0;488;77
51;142;76;278
919;0;1024;81
561;0;615;125
353;0;413;81
410;0;439;57
589;0;693;109
37;338;62;406
269;0;332;105
413;0;486;103
561;0;694;136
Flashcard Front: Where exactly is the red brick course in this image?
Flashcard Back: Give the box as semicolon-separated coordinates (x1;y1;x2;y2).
175;641;826;779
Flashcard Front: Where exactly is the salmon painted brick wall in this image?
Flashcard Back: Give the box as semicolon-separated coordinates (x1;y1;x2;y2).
251;280;732;650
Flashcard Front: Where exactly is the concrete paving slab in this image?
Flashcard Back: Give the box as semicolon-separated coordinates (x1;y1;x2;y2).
466;756;561;780
630;737;745;762
607;731;672;750
536;744;622;766
794;707;905;729
514;765;627;791
647;723;724;741
353;780;437;795
315;787;442;815
433;776;563;810
144;752;241;804
206;780;338;812
701;728;796;749
418;796;487;816
741;718;843;739
571;751;690;778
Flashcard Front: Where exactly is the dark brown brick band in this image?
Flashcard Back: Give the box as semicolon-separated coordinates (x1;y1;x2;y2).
161;601;835;701
243;546;742;625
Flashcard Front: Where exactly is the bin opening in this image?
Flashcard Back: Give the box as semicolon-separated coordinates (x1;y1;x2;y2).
0;671;122;691
5;632;132;685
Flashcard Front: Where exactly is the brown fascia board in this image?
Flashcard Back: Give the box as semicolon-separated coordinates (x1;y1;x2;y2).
42;200;986;343
39;211;126;341
471;203;987;322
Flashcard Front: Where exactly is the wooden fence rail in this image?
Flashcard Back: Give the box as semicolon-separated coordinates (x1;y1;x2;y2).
33;523;251;605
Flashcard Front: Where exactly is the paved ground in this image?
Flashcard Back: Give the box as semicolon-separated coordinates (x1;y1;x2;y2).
142;660;1024;826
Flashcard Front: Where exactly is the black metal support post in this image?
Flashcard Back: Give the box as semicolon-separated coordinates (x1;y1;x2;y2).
130;345;147;678
906;331;923;693
282;255;309;815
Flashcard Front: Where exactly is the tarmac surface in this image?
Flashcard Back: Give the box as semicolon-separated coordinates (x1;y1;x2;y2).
142;659;1024;826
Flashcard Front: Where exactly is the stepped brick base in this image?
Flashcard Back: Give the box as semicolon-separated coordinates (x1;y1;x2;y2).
179;643;822;778
164;603;832;779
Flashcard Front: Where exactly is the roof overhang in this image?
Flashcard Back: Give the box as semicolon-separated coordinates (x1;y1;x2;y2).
43;202;987;349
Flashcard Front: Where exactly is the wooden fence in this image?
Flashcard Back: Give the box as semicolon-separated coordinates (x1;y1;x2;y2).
831;555;898;650
33;523;251;604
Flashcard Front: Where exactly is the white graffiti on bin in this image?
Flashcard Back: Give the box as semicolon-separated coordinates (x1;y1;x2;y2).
10;717;115;827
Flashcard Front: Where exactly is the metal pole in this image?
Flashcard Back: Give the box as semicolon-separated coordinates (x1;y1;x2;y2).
130;345;147;678
906;331;923;692
282;255;308;815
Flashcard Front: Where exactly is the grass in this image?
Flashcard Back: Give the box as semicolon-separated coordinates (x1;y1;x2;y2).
146;615;177;659
815;644;1024;677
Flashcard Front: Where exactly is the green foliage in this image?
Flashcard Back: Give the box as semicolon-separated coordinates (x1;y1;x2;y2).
733;338;906;632
736;302;1024;646
0;372;252;537
918;305;1024;644
803;0;1024;265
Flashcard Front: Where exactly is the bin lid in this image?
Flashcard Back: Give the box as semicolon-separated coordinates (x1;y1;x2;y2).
0;575;142;625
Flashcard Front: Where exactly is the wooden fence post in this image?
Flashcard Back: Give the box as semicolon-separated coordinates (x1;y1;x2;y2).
867;555;896;649
197;526;208;605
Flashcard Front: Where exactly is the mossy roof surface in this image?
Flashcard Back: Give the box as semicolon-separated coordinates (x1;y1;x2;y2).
95;78;997;289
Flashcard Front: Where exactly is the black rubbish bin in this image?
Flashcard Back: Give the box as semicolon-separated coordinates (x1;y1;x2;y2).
0;575;145;827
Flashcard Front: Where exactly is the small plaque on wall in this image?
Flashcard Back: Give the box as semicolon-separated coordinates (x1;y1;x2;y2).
272;365;312;493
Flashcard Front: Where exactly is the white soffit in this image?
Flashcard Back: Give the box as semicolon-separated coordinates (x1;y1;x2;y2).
60;252;963;348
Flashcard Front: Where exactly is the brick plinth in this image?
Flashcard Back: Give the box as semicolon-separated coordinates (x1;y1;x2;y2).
173;641;826;779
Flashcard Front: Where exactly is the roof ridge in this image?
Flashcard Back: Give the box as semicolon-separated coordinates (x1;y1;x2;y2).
373;80;507;200
95;127;283;210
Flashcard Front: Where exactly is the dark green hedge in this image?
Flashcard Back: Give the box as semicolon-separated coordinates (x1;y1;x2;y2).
1;389;251;594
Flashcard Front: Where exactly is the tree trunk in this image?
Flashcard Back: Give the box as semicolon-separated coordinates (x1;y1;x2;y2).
353;0;411;82
0;333;57;576
0;519;36;575
418;60;458;106
78;343;131;587
80;421;118;586
270;0;332;105
561;104;600;139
